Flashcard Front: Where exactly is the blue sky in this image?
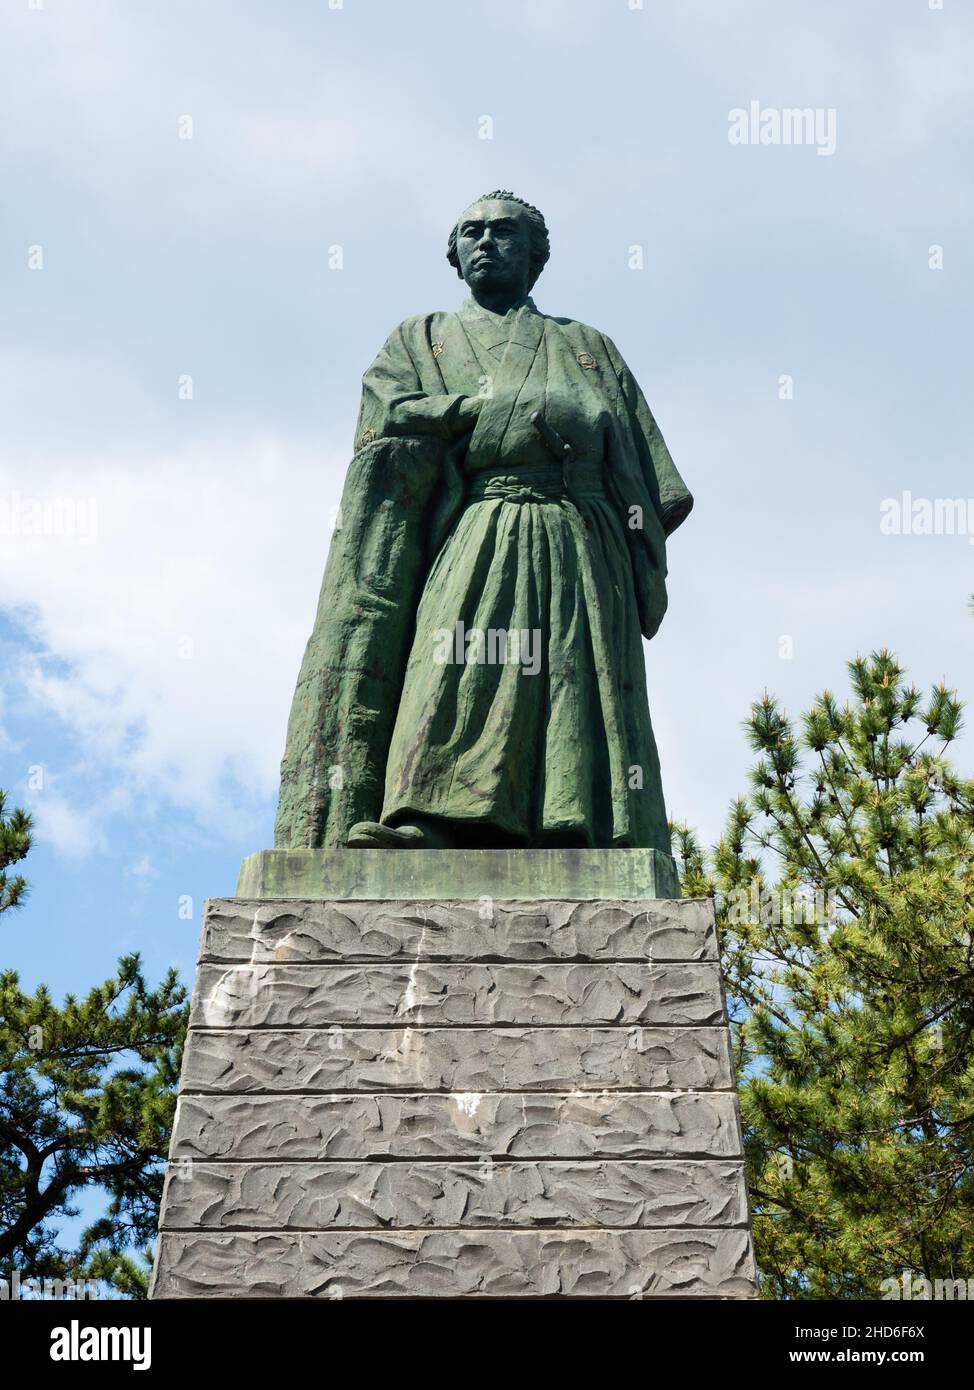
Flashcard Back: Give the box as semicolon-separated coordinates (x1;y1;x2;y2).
1;0;972;1001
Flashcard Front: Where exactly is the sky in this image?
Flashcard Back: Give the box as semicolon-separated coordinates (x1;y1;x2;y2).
1;0;972;1002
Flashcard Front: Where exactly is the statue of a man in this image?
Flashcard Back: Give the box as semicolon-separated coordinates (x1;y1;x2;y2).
274;191;693;852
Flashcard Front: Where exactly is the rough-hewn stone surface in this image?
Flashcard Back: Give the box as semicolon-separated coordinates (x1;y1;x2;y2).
154;1228;756;1299
171;1090;742;1161
182;1025;733;1092
202;897;717;964
151;896;756;1299
159;1159;748;1230
191;961;723;1029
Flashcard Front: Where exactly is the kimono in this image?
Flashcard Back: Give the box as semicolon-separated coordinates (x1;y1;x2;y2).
274;295;692;851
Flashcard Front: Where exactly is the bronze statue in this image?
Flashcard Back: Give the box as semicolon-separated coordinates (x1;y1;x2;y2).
275;191;692;851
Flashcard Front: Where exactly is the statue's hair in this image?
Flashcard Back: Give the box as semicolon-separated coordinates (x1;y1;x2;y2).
447;190;551;291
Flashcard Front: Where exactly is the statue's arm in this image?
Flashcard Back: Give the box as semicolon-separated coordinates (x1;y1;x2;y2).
600;333;693;536
355;322;480;446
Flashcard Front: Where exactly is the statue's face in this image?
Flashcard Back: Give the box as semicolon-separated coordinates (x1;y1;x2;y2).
455;199;533;298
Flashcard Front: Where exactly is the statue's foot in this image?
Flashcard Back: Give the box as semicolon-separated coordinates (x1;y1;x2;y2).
346;819;452;849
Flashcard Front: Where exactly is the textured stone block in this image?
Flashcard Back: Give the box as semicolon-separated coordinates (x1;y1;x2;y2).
159;1159;748;1231
152;1228;757;1299
152;893;757;1300
182;1025;733;1093
201;897;717;964
171;1091;742;1161
191;962;723;1029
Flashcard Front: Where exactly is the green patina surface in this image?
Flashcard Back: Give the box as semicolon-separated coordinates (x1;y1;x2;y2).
237;847;681;902
274;192;692;856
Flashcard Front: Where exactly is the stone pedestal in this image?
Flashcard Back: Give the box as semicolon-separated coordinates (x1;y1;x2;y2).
236;845;681;901
151;855;757;1299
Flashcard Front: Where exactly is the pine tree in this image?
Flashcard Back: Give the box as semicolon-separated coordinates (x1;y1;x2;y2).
0;789;188;1298
674;650;974;1298
0;789;31;917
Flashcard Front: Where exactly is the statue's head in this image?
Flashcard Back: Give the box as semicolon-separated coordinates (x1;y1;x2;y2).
447;191;550;300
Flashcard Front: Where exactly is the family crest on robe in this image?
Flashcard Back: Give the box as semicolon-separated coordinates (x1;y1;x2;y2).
275;293;693;853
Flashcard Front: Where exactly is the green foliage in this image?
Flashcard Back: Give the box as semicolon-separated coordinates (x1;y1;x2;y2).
81;1245;155;1300
674;650;974;1299
0;790;31;917
0;944;188;1298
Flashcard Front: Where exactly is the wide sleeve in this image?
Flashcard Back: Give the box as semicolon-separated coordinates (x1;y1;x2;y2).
600;334;693;537
274;434;449;849
354;320;471;448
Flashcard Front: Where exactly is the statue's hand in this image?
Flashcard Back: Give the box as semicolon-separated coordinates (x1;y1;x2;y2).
456;395;485;430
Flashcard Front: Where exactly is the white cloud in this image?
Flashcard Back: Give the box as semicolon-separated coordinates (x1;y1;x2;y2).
31;793;106;860
1;431;347;836
125;854;160;880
